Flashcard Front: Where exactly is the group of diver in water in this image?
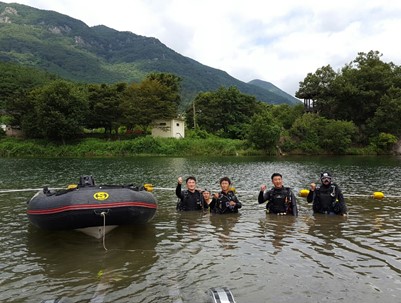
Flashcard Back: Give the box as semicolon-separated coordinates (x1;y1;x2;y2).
175;172;348;216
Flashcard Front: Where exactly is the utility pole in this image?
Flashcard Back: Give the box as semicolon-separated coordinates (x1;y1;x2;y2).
193;100;196;129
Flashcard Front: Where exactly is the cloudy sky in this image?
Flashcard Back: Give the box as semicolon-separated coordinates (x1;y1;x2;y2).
3;0;401;96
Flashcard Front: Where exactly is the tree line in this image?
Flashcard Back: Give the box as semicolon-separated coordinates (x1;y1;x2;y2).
0;63;181;143
1;50;400;154
295;50;401;153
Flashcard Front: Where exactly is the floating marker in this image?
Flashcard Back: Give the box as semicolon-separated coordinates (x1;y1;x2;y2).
143;183;154;192
299;189;310;197
299;189;386;200
372;191;384;200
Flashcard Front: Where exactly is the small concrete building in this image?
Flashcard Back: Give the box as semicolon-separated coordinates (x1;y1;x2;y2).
151;118;185;139
2;125;23;137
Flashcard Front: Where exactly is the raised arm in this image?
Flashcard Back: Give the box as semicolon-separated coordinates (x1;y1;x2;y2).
306;183;316;203
175;178;182;199
258;184;267;204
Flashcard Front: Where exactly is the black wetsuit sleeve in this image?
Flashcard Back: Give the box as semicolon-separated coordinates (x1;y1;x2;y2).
337;186;345;204
306;190;314;203
290;191;298;216
258;191;265;204
233;194;242;209
209;198;217;210
175;184;182;199
336;186;347;214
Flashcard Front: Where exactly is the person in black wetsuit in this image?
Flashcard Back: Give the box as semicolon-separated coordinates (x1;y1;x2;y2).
209;177;242;214
258;173;298;216
175;176;208;211
306;172;347;216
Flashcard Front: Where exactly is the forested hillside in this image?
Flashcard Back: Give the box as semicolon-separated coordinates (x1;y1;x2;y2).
0;1;299;106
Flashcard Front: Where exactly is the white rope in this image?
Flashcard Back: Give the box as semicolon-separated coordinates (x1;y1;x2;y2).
153;187;176;191
153;187;259;194
342;193;376;198
1;186;400;199
100;212;108;251
153;187;390;197
0;187;65;193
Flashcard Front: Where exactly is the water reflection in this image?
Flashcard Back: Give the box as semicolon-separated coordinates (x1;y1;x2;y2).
209;213;240;250
258;215;297;254
25;224;158;303
305;214;348;247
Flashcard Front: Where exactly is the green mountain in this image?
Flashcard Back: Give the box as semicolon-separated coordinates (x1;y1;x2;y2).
0;2;299;106
248;79;301;104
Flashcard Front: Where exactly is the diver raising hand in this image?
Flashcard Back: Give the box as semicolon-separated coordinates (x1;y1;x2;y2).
258;173;298;216
175;176;208;211
210;177;242;214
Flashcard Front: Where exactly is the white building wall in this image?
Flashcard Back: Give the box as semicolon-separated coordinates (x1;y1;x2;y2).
152;119;185;138
171;119;185;138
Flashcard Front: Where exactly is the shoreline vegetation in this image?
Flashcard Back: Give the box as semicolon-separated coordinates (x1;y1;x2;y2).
0;137;252;158
0;136;395;158
2;52;401;157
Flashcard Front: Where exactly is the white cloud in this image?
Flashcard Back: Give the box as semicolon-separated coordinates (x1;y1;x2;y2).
2;0;401;96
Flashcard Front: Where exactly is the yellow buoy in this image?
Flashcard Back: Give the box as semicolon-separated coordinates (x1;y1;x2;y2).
97;269;104;279
143;183;154;192
299;189;309;197
67;184;78;189
372;192;384;200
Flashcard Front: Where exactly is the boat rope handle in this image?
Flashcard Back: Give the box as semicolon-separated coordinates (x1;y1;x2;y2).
100;212;108;251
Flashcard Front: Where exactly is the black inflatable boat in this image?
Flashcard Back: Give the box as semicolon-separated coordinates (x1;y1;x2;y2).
27;175;157;238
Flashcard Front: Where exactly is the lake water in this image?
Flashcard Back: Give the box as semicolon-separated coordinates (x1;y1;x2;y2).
1;156;401;303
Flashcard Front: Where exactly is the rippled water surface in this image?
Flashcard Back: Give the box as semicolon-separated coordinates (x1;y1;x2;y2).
1;156;401;302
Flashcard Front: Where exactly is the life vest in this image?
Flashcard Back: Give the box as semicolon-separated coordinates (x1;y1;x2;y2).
314;184;337;213
267;187;292;214
177;190;203;211
213;191;238;214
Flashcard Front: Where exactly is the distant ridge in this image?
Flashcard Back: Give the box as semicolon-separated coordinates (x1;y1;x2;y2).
248;79;301;104
0;1;299;106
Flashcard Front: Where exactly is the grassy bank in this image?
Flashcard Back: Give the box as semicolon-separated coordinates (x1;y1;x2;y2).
0;137;261;157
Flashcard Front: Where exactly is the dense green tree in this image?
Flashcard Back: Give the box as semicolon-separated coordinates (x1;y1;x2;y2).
296;51;398;126
269;103;304;129
23;80;87;141
331;51;397;126
289;113;357;154
1;62;58;125
145;72;182;106
188;87;260;139
247;110;281;151
296;51;401;144
85;83;126;133
296;65;336;100
289;113;325;152
121;74;180;129
373;132;398;152
296;65;337;117
367;88;401;136
319;120;357;153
